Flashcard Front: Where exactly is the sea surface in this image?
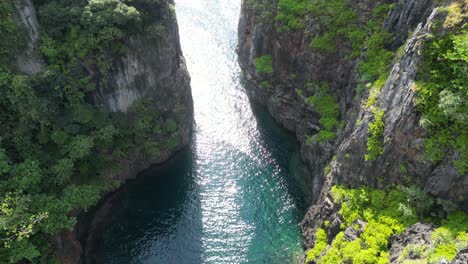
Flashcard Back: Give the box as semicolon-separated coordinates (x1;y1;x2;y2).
95;1;311;263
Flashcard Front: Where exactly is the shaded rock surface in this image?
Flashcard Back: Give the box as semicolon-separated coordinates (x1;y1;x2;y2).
13;0;45;74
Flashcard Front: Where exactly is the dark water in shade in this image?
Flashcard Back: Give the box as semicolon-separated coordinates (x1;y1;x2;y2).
95;0;311;263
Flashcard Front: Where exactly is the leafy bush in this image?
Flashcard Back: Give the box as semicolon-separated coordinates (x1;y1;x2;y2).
275;0;307;32
254;55;274;74
365;108;385;161
309;0;360;53
81;0;141;33
306;83;339;143
308;186;417;263
306;228;328;262
0;1;21;65
309;186;468;264
415;29;467;174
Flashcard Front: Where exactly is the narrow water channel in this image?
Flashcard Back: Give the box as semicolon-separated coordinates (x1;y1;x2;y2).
95;0;311;263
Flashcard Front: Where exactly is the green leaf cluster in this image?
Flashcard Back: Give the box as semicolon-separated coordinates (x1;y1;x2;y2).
275;0;307;32
365;108;385;161
415;28;467;174
306;185;468;264
254;55;274;74
305;83;339;143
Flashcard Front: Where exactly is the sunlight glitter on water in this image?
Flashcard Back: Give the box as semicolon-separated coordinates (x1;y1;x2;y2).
96;0;310;263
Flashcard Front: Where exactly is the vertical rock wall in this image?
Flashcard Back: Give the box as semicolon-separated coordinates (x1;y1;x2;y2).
13;0;45;74
237;0;467;262
12;0;193;263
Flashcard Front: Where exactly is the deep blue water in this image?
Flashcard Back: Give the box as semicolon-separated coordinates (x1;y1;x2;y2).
95;1;311;263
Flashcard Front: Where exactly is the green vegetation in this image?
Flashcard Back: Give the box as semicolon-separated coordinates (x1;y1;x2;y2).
306;185;468;264
308;0;394;100
247;0;274;22
0;0;22;64
276;0;307;32
254;55;274;74
365;108;385;161
309;0;394;60
260;80;270;88
358;23;394;80
442;1;468;29
365;74;388;109
398;212;468;263
305;83;339;143
305;228;327;262
0;0;179;262
415;19;467;173
309;0;363;54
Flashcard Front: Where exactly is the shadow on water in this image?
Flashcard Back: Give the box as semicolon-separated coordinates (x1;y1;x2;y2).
94;145;204;264
250;103;312;212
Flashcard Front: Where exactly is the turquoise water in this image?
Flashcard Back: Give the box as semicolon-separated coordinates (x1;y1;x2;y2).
95;0;311;263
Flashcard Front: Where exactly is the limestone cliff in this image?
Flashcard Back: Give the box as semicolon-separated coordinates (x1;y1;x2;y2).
90;1;194;183
237;0;467;262
12;0;193;263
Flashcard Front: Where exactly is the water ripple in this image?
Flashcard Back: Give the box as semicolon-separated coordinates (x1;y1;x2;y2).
96;0;311;263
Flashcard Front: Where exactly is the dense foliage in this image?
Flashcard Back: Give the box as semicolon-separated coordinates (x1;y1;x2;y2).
365;108;385;161
0;1;22;65
275;0;307;32
0;0;178;262
306;186;468;263
415;3;467;174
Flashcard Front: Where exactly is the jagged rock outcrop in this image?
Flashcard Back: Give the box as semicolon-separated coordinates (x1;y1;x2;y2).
237;0;466;262
452;249;468;264
389;223;435;263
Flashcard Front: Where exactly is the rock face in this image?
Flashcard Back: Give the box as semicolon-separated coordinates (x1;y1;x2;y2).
389;223;435;263
13;0;193;183
237;0;466;262
12;0;45;74
90;5;194;184
12;0;193;263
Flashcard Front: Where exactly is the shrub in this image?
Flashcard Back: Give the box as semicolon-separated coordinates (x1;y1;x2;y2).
275;0;307;32
306;83;339;143
365;108;385;161
311;186;468;263
306;228;328;262
254;55;274;74
415;29;467;174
